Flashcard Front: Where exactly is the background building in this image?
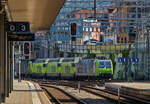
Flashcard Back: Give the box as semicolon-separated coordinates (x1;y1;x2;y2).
34;0;150;80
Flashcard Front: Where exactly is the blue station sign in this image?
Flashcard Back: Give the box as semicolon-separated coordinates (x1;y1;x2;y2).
118;57;139;63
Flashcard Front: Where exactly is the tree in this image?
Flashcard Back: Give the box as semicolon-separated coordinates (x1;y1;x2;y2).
109;53;116;73
122;44;132;81
67;52;75;57
87;49;96;58
122;45;131;58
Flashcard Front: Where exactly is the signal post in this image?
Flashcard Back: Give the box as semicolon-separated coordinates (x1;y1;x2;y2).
70;22;77;56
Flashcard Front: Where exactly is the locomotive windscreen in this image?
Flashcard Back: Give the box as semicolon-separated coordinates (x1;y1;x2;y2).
99;61;105;68
105;61;111;68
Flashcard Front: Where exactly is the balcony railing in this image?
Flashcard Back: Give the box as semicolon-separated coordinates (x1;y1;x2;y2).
56;43;130;53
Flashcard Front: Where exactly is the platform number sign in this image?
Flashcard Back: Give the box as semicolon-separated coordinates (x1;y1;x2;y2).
7;22;35;41
7;22;30;33
9;25;15;32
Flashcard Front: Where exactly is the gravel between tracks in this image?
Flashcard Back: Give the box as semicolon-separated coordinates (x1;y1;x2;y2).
56;86;114;104
44;86;80;104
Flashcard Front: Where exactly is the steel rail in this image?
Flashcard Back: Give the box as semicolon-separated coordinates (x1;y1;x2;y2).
40;84;87;104
34;80;150;104
82;86;150;104
42;87;62;104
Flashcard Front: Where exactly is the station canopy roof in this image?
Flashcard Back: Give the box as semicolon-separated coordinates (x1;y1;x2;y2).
7;0;65;31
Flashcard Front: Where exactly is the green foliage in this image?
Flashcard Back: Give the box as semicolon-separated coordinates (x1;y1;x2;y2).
60;52;64;57
121;44;132;80
87;49;96;58
67;52;75;57
122;44;132;58
109;53;115;65
109;53;116;72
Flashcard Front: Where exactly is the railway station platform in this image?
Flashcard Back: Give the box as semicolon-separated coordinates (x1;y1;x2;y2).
105;82;150;101
2;80;51;104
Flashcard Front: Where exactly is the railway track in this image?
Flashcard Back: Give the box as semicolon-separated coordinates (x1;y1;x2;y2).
40;84;87;104
82;86;150;104
33;80;150;104
36;79;105;88
81;87;134;104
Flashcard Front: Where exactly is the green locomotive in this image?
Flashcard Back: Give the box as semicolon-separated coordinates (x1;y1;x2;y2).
95;59;113;78
45;58;60;79
76;59;113;79
59;58;80;79
30;59;46;78
28;57;113;79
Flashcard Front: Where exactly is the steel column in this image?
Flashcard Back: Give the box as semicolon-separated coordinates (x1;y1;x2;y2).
4;15;8;97
0;13;6;103
11;42;15;91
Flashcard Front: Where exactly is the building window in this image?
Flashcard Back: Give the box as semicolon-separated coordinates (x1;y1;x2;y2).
121;38;123;43
117;37;120;43
125;37;127;43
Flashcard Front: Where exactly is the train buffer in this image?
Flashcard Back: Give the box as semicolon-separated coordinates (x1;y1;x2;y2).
2;80;51;104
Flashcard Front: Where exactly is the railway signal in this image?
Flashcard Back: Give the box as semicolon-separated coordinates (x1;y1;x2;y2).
24;43;30;54
71;23;77;36
71;23;77;42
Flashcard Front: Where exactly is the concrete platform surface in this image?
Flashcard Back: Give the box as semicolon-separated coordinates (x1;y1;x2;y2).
105;82;150;90
105;82;150;101
2;80;51;104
